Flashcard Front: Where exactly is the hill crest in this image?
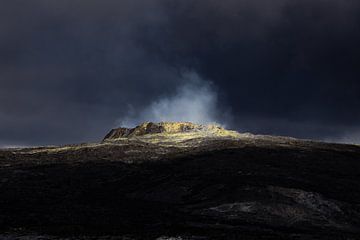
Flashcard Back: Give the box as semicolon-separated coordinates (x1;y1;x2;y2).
103;121;239;140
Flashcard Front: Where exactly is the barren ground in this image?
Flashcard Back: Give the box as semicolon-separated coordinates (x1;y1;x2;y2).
1;123;360;239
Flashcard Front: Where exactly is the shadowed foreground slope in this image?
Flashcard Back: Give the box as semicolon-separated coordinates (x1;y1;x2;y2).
0;122;360;239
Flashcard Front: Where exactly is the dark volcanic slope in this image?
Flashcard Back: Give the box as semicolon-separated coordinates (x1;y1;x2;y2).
0;123;360;239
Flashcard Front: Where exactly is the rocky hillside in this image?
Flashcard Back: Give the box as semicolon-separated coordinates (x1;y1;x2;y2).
0;122;360;239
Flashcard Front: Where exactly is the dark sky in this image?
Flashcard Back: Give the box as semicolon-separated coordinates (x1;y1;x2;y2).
1;0;360;147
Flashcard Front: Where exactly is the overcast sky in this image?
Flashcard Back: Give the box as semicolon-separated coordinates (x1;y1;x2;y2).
1;0;360;146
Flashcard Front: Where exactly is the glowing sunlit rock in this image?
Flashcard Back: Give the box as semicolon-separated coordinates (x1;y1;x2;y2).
103;122;240;141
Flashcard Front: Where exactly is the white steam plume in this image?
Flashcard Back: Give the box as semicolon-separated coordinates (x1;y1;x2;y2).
120;71;230;127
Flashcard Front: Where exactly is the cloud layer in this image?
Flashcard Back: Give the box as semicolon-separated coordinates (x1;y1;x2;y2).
0;0;360;146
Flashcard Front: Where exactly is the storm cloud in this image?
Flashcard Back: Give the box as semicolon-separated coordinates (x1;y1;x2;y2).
1;0;360;146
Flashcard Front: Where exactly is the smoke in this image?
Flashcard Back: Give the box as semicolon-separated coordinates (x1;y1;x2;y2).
324;129;360;145
0;140;30;149
120;71;230;127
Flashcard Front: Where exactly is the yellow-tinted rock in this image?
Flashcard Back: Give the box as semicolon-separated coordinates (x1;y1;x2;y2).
103;122;240;141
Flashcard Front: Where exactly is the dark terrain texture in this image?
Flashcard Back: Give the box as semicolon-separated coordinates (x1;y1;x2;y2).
0;122;360;239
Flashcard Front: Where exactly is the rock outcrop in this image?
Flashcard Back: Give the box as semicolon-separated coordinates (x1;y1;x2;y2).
103;122;235;140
